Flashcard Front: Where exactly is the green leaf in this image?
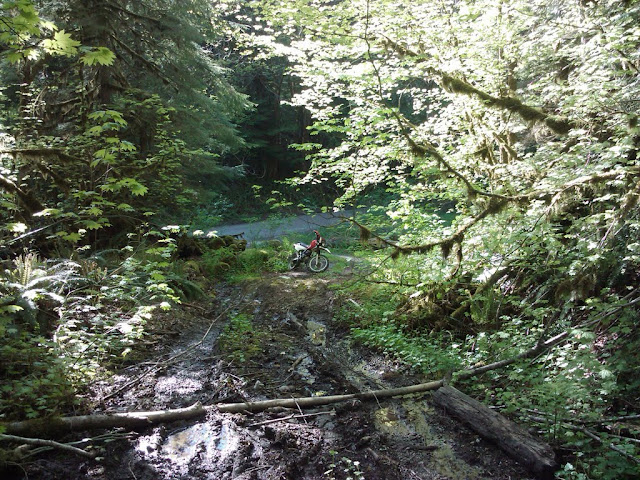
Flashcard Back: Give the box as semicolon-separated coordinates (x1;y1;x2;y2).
124;179;148;196
86;125;103;136
7;222;28;233
5;50;24;63
33;208;62;217
82;220;103;230
0;305;24;314
62;232;82;242
85;206;103;216
80;46;115;66
41;30;81;56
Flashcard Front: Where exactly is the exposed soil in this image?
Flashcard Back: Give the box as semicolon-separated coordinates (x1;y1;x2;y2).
7;269;538;480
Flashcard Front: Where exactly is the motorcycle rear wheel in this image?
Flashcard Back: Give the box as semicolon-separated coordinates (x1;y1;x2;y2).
308;254;329;272
288;254;300;270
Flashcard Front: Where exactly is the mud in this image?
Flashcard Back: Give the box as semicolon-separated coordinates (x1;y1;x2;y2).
9;273;536;480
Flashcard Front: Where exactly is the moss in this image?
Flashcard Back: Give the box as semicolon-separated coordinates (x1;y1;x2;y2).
359;225;371;242
486;198;507;215
498;97;547;122
442;75;479;96
545;115;573;134
217;313;265;364
440;239;454;260
431;444;481;479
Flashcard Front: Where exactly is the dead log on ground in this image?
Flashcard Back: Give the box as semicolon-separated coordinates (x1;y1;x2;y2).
432;385;557;479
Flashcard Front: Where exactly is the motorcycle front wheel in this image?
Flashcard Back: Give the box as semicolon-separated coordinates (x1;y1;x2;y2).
308;254;329;273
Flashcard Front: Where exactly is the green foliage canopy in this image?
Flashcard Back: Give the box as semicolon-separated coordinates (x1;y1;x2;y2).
251;0;640;477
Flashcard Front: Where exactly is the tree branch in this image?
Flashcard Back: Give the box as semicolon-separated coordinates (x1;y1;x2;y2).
109;34;175;88
0;433;95;459
3;403;208;438
0;147;89;165
379;36;574;135
0;173;44;214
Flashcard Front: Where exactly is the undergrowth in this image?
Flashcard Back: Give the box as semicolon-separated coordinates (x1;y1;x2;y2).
337;249;640;480
0;228;196;421
201;241;291;282
216;312;264;364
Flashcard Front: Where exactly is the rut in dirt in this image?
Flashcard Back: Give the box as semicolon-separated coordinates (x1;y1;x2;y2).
11;273;538;480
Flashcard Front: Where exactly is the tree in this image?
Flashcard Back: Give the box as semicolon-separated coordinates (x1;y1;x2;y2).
252;0;640;476
0;0;253;247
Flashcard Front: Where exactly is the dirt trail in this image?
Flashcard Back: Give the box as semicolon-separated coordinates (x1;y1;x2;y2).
12;271;536;480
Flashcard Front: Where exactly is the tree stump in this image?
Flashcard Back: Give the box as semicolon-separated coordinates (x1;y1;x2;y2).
432;385;557;479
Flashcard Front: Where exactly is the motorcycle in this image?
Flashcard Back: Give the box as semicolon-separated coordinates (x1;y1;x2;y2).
288;241;331;272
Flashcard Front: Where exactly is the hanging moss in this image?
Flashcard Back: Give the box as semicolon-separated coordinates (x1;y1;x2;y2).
440;239;454;260
486;198;508;215
545;116;573;135
359;225;371;242
439;72;573;135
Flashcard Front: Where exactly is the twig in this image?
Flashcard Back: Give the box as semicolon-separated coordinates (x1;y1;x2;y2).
0;433;95;459
582;414;640;425
247;411;335;428
293;397;307;423
608;434;640;445
578;426;640;465
526;413;640;465
182;302;208;312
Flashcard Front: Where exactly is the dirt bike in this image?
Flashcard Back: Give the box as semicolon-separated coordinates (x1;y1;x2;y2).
288;241;330;272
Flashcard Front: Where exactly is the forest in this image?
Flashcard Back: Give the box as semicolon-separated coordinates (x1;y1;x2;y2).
1;0;639;479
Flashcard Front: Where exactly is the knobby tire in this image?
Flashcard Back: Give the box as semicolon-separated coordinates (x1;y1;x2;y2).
308;254;329;273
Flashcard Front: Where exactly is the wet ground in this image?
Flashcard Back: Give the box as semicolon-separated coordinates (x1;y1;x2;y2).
11;271;537;480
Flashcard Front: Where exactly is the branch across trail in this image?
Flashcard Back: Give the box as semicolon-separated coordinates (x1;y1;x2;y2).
215;330;568;413
2;382;445;438
217;380;445;413
3;403;209;438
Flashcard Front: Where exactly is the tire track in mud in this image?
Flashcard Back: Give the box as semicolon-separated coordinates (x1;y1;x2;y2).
17;275;536;480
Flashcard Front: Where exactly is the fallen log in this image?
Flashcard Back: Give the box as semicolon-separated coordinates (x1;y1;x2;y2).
432;385;557;479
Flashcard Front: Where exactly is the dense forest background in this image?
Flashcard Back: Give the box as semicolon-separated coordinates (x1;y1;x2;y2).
1;1;640;478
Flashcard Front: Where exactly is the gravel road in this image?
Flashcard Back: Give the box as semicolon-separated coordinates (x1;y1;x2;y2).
209;210;355;243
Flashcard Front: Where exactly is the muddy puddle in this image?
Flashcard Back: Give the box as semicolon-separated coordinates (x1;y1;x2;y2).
12;275;536;480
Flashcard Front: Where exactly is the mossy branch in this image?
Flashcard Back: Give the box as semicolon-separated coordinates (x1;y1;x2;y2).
0;172;44;214
337;198;507;260
379;36;573;135
398;198;508;257
0;147;88;165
